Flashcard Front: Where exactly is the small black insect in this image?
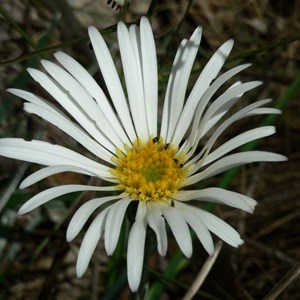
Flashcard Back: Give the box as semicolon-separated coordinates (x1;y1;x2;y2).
173;158;184;168
164;143;170;150
152;136;159;143
107;0;122;12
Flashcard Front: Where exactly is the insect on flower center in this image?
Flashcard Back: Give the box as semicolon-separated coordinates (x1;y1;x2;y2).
111;137;187;202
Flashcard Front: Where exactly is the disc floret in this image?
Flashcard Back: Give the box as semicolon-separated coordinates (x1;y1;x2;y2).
112;137;187;202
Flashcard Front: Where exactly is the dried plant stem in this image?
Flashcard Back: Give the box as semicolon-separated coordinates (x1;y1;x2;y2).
263;263;300;300
182;241;223;300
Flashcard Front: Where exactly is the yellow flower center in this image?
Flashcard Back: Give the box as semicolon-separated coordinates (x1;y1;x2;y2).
111;137;187;202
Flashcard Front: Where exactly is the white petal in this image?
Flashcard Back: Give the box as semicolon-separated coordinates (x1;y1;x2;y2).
89;26;137;141
194;208;244;247
8;89;111;162
166;27;202;143
0;138;111;178
140;17;158;136
186;81;263;162
67;195;122;242
246;107;281;116
118;21;148;139
8;88;55;110
41;59;123;149
104;198;132;255
204;126;276;165
186;98;276;170
160;39;187;140
24;102;113;162
172;39;234;146
127;201;147;292
174;188;257;213
147;205;168;256
27;68;116;153
20;165;100;189
54;51;130;145
198;81;263;139
18;184;118;214
186;64;251;148
162;206;192;258
175;201;214;255
76;206;110;277
183;151;287;187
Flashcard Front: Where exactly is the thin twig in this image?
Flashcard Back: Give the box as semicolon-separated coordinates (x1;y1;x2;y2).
245;238;298;266
182;241;223;300
263;263;300;300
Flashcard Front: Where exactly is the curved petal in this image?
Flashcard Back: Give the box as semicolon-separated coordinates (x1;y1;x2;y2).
165;26;203;143
186;99;282;172
118;21;148;140
140;17;158;136
185;81;263;162
76;206;110;277
24;102;113;162
160;39;187;140
18;184;118;214
172;39;234;146
104;198;132;255
194;207;243;247
204;126;276;165
175;201;214;255
20;165;103;189
67;195;122;242
0;138;111;179
183;151;287;187
147;205;168;256
186;64;251;149
53;51;130;145
174;188;257;213
27;68;116;153
162;206;192;258
41;59;123;149
127;201;147;292
9;88;112;162
88;26;136;142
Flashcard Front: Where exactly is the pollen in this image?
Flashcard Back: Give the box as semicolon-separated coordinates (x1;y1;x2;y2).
111;137;187;202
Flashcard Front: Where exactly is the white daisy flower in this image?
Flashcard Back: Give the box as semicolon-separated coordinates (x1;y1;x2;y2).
0;17;286;291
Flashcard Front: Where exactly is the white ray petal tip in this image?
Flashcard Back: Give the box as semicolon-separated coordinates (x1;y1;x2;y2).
76;265;85;278
117;20;126;30
88;25;96;30
195;26;203;34
18;205;27;215
26;67;36;74
208;248;215;256
270;154;288;162
223;38;234;50
88;25;98;36
6;88;16;94
54;51;65;59
106;248;114;256
19;181;26;190
140;16;149;24
66;230;75;242
128;278;140;292
40;59;52;68
185;250;193;259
